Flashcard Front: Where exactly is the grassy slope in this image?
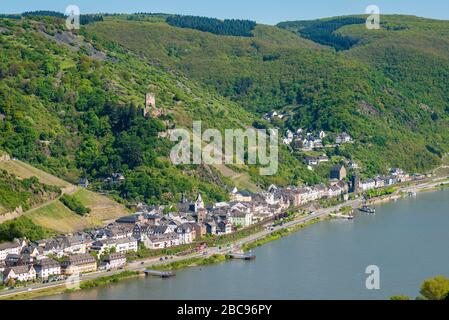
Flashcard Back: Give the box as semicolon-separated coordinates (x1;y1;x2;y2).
0;159;70;188
0;158;128;232
25;200;98;233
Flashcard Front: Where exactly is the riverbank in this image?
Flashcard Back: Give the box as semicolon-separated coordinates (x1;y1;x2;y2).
242;217;322;252
3;176;449;300
1;271;142;300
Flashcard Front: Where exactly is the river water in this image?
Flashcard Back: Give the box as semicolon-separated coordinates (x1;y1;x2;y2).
45;188;449;300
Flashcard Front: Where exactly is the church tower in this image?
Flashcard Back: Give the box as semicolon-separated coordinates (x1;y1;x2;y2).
195;194;204;212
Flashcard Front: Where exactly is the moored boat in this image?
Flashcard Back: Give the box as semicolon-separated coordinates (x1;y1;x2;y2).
359;205;376;214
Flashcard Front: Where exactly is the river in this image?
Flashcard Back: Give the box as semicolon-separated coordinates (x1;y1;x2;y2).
44;188;449;300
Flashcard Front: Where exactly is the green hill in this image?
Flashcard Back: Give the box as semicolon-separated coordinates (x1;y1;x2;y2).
1;13;449;208
84;14;449;176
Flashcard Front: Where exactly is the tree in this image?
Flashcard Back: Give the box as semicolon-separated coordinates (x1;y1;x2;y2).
390;295;410;300
419;276;449;300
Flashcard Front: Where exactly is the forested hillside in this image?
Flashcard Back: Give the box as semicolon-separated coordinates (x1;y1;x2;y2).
85;14;449;176
0;14;321;207
1;12;449;207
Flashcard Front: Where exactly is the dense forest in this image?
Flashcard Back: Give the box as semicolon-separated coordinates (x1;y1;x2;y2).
277;17;366;50
166;15;256;36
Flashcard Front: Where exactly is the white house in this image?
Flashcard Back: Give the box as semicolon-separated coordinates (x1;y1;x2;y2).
3;265;36;283
176;223;195;244
336;132;353;144
143;233;180;250
229;210;253;228
375;177;385;188
34;258;61;279
101;253;127;270
114;237;138;254
360;179;376;191
0;241;22;261
327;185;343;198
91;237;137;256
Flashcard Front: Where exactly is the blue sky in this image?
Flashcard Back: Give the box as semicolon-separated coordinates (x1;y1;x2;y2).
1;0;449;25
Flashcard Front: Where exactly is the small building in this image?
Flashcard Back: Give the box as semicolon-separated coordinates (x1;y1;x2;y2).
229;211;253;228
305;155;328;166
176;223;196;245
360;179;376;191
143;93;165;118
205;221;217;235
34;258;61;279
143;233;179;250
336;132;353;144
217;221;233;235
3;265;36;283
61;254;97;275
230;189;252;202
101;253;126;270
90;237;137;256
78;178;89;189
194;223;207;239
330;165;347;181
0;240;24;261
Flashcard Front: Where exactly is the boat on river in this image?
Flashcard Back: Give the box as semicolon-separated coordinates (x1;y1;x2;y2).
359;205;376;214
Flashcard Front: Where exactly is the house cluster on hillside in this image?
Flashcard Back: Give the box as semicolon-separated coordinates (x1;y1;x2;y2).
282;129;326;151
282;129;353;151
262;111;288;121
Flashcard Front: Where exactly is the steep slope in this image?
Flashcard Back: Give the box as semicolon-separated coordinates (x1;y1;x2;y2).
0;15;321;207
0;154;129;232
85;14;449;175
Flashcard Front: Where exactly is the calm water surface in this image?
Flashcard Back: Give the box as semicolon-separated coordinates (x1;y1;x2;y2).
45;188;449;300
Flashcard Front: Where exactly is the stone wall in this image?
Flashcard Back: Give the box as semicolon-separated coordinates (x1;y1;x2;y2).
0;206;23;224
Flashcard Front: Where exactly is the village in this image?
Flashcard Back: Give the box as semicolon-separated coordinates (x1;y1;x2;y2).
0;163;416;288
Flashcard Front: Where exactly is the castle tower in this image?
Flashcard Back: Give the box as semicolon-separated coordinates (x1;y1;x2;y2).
143;93;156;117
350;175;360;194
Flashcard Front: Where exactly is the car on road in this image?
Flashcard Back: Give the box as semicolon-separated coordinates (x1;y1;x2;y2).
141;262;145;265
159;257;164;261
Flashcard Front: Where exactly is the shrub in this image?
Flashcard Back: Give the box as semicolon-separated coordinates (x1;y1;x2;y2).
60;194;91;216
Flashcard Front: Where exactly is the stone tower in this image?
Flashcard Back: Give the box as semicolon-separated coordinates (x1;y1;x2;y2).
143;93;156;117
